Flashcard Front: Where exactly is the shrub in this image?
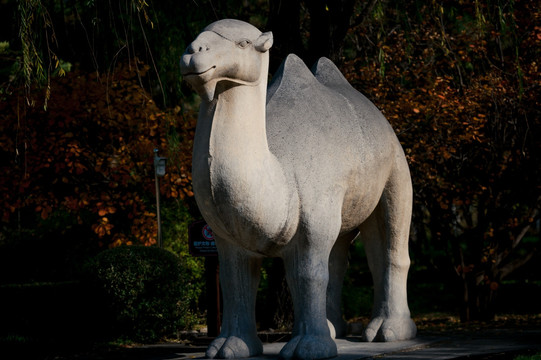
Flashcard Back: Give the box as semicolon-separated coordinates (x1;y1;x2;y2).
161;200;205;326
83;245;190;343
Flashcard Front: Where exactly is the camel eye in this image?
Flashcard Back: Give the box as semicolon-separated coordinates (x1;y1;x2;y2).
237;39;251;48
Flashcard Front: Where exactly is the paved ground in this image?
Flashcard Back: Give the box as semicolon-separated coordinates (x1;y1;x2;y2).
129;328;541;360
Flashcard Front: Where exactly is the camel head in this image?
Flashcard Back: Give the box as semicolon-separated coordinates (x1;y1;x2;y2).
180;19;273;101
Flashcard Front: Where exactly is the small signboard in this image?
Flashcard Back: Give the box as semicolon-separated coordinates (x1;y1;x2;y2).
188;220;218;256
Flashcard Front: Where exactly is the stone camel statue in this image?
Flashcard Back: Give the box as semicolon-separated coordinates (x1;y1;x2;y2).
180;19;416;360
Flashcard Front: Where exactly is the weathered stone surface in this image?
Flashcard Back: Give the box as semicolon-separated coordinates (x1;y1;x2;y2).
180;18;416;360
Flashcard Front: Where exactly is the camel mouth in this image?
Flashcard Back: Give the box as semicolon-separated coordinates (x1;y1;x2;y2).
182;66;216;77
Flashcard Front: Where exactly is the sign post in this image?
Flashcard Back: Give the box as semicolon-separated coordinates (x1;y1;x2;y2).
153;149;167;248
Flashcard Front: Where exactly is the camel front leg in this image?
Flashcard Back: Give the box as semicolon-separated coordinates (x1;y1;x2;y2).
279;242;337;360
206;238;263;359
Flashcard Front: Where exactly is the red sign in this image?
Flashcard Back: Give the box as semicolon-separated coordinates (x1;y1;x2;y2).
188;220;218;256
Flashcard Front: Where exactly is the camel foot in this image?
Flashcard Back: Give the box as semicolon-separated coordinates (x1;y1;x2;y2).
206;335;263;359
362;316;417;342
279;334;337;360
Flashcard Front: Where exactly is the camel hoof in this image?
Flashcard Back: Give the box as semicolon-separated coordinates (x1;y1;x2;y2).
279;335;337;360
206;337;226;358
362;316;417;342
206;335;263;359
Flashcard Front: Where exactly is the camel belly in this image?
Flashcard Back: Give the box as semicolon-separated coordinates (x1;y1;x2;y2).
339;174;387;234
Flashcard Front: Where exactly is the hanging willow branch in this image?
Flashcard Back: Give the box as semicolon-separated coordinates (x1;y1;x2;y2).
18;0;62;108
17;0;157;109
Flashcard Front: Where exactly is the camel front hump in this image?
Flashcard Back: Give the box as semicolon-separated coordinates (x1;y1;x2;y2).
181;18;416;360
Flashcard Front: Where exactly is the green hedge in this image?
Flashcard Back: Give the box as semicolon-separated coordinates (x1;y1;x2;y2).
83;245;190;342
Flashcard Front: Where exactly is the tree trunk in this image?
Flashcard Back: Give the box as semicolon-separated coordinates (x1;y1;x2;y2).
266;0;357;72
460;276;497;322
305;0;356;66
266;0;304;73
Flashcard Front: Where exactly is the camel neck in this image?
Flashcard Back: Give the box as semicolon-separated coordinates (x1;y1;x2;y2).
206;80;269;159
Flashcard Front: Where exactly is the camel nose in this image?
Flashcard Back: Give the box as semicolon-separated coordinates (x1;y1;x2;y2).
186;40;210;54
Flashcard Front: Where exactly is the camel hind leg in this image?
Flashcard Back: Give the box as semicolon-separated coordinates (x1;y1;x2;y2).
360;152;416;342
326;231;358;338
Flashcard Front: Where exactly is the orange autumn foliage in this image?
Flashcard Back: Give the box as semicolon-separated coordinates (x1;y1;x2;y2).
0;60;197;248
341;0;540;320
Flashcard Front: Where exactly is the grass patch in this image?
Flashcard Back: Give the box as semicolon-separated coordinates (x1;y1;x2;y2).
515;352;541;360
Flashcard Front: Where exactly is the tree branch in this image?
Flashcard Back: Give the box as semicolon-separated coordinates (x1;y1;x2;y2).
351;0;380;29
498;251;536;281
511;198;540;249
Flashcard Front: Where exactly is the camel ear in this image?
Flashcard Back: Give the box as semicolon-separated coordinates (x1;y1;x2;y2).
255;31;273;52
